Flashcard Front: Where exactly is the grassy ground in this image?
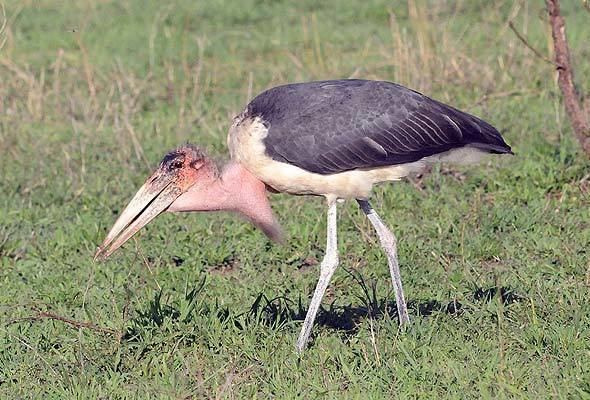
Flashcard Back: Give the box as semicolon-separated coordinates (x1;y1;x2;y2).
1;0;589;398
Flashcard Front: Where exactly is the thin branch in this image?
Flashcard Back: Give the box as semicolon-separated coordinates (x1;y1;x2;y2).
508;21;559;67
546;0;590;156
8;309;118;335
470;89;541;109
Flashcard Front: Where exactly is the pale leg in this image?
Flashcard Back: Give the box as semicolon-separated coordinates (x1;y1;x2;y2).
357;199;410;326
296;200;339;353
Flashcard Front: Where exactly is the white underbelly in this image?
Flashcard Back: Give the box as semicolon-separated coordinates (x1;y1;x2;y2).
227;115;488;200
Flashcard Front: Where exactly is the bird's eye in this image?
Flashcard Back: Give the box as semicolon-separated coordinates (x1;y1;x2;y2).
169;159;184;170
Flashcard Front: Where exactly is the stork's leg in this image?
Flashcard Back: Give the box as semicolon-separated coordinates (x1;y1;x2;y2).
296;200;339;353
357;199;410;326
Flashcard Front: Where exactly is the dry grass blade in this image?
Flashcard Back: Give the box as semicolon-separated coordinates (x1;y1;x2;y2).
0;2;7;52
75;31;97;110
383;1;494;94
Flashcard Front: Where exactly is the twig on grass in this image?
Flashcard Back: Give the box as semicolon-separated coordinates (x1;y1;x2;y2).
8;308;117;335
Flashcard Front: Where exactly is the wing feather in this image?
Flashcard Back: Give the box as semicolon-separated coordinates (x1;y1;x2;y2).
244;79;511;174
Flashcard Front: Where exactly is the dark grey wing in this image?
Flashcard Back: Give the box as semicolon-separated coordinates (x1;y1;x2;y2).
246;80;512;175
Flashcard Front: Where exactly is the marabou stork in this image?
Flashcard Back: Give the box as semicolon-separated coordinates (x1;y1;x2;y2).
94;79;512;353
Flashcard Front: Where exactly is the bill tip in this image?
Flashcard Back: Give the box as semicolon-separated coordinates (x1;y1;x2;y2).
93;247;106;262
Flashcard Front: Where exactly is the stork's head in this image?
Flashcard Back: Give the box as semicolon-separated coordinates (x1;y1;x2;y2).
94;144;217;261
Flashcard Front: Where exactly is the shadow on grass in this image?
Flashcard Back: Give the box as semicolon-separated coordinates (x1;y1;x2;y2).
123;270;524;344
242;279;524;335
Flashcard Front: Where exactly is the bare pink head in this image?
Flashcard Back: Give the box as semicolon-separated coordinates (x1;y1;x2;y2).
94;144;282;261
94;144;217;260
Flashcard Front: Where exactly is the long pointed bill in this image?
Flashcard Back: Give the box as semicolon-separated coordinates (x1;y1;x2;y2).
94;171;183;261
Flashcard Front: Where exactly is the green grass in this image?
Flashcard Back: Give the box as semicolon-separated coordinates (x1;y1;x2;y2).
1;0;590;398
